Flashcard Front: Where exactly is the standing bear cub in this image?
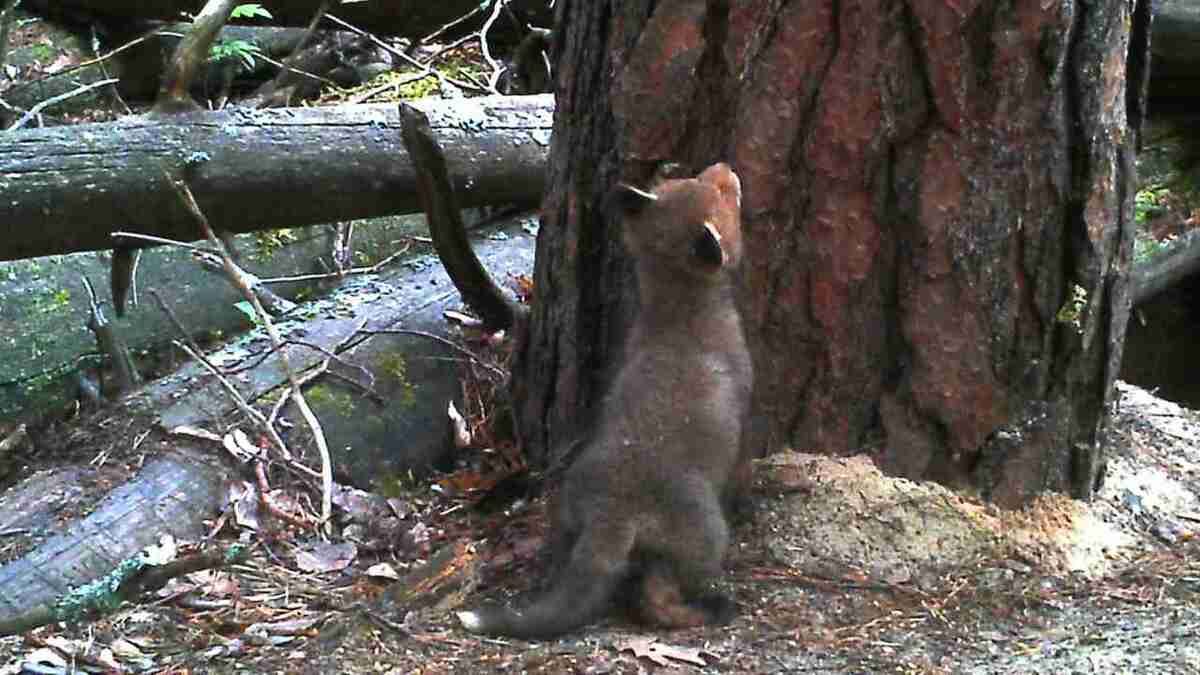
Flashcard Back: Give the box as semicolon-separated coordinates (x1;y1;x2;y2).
457;163;753;639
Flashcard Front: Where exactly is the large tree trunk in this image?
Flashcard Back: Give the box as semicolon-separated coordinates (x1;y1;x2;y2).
516;1;1142;507
0;95;550;262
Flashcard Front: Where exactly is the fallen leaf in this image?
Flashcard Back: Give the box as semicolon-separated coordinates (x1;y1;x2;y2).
22;647;68;670
331;483;392;521
448;401;472;448
246;615;323;637
444;309;482;327
365;562;400;580
169;424;222;442
141;534;178;566
227;481;261;530
109;638;145;659
618;636;709;667
222;427;262;462
188;569;240;597
295;541;358;573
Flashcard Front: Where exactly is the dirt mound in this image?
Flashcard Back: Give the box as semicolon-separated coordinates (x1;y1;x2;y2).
753;379;1200;588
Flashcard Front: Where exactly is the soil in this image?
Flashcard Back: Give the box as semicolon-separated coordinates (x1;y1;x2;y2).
1;380;1198;674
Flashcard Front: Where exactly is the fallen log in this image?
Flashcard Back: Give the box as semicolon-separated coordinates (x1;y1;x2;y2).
1131;229;1200;305
1151;0;1200;112
22;0;553;43
0;94;551;262
0;221;534;622
0;450;227;624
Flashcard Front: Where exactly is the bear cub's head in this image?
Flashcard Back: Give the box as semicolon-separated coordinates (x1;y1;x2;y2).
612;163;743;283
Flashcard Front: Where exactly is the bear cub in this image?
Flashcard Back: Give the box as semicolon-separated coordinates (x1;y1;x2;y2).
457;163;753;638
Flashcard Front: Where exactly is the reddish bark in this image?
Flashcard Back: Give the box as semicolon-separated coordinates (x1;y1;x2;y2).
517;0;1141;505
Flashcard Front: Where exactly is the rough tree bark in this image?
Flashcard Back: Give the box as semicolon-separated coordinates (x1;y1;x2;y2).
516;1;1144;507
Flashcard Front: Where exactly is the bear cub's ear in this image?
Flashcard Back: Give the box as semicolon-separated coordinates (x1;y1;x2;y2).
699;163;742;209
607;183;658;218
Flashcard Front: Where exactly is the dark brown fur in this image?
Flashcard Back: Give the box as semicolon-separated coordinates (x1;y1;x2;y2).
458;163;752;638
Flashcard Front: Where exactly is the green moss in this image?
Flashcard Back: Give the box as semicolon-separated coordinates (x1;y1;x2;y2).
354;53;489;100
304;383;358;418
377;350;417;409
397;73;439;99
34;287;70;315
374;472;421;498
251;229;298;261
30;43;55;64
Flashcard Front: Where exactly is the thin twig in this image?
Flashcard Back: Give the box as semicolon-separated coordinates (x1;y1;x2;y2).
112;231;218;254
149;289;204;358
269;359;328;427
258;242;411;284
217;332;374;391
479;0;506;93
254;50;338;87
168;177;334;536
425;32;477;64
90;25;133;115
348;70;433;104
6;78;120;130
418;4;488;45
16;28;183;92
324;13;487;93
172;339;308;473
280;0;332;70
248;0;337;106
359;328;506;379
0;0;20;81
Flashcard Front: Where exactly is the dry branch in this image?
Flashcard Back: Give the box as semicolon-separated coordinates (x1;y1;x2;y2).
170;178;335;535
156;0;241;112
399;102;526;332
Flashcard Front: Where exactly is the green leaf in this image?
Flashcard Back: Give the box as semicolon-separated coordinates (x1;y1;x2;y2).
233;300;260;324
209;39;262;70
231;3;273;20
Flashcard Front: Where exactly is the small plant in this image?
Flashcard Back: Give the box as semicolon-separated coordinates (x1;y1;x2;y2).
1134;186;1169;224
1055;283;1088;333
252;229;298;261
206;4;272;71
230;3;272;20
209;39;263;71
232;300;261;326
1134;235;1172;264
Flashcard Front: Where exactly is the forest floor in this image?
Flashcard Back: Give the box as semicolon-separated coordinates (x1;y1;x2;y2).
2;379;1199;674
3;11;1200;675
